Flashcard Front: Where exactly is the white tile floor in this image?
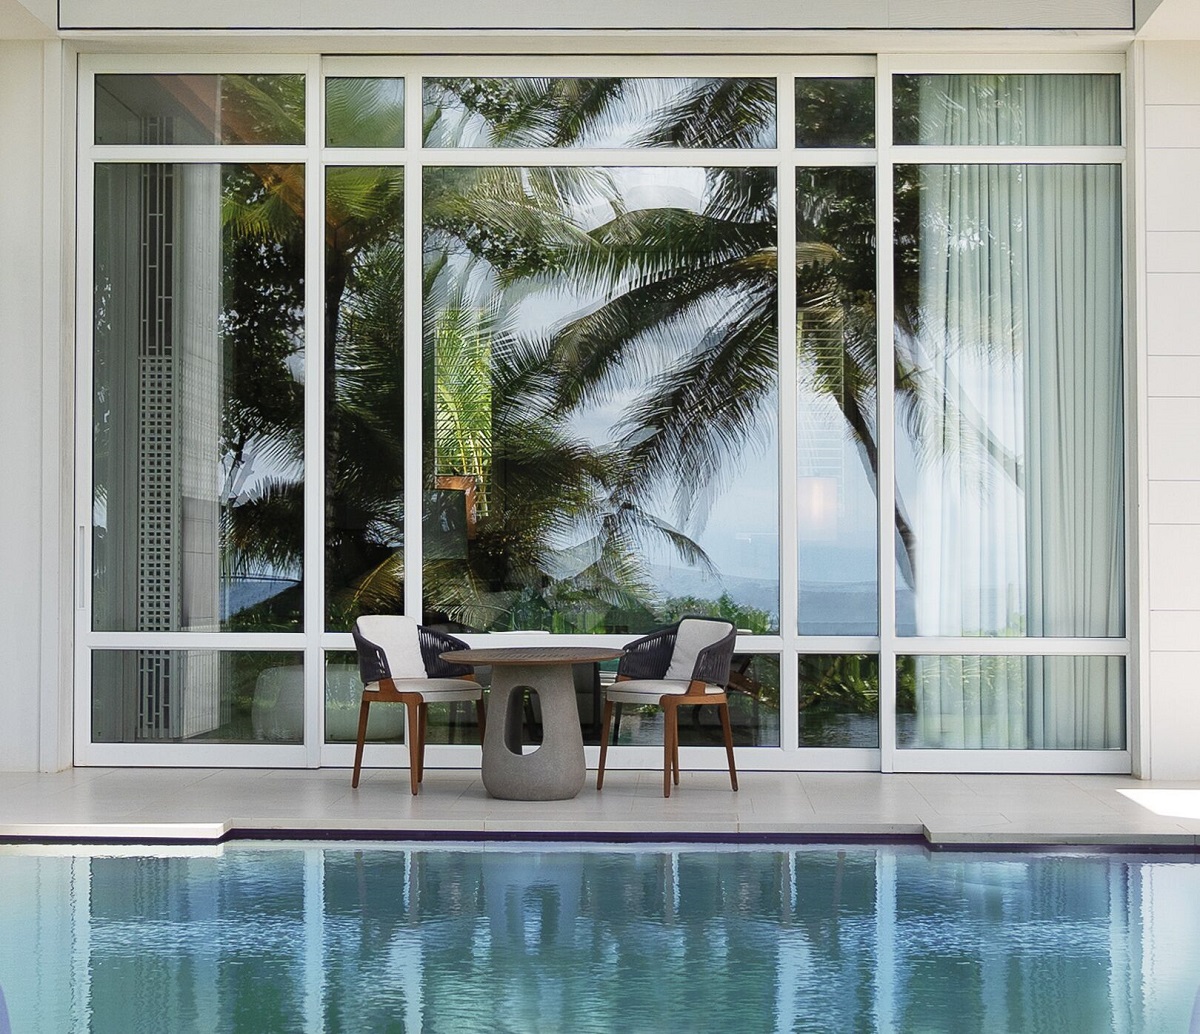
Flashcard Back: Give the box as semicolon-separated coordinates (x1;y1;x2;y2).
2;767;1200;846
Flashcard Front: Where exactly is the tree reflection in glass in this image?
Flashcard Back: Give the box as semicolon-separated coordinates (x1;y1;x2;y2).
324;166;406;629
424;77;776;148
796;166;878;635
95;73;305;146
422;161;780;633
412;78;785;636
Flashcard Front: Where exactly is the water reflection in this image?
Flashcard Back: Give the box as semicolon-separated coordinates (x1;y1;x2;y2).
2;844;1199;1033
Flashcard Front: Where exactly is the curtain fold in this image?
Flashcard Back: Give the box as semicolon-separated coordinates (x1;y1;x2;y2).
906;75;1124;750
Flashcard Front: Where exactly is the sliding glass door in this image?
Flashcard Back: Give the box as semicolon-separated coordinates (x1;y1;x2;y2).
75;55;1130;771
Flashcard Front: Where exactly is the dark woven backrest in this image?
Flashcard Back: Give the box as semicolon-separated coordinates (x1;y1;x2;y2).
419;626;473;678
689;622;738;686
617;623;679;680
352;617;472;683
618;616;738;685
351;623;385;684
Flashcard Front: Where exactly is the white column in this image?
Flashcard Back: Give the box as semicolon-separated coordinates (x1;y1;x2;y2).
1139;41;1200;779
0;41;49;771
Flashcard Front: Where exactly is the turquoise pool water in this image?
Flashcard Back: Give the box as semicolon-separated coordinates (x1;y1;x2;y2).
1;841;1198;1033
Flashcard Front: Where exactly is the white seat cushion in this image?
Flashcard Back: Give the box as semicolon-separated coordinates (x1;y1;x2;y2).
606;678;724;704
663;618;732;680
364;678;481;703
356;614;427;679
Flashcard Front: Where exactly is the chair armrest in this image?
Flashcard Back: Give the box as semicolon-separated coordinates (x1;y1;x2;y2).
419;627;474;679
351;624;390;685
617;625;678;681
690;625;737;686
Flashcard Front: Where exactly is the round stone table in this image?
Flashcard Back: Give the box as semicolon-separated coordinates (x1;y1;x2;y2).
442;646;623;801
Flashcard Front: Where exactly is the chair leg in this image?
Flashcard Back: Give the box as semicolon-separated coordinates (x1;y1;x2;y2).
405;699;421;796
475;696;486;740
663;702;676;798
672;715;680;786
718;701;738;792
351;698;371;789
596;699;614;790
418;703;429;784
612;702;623;743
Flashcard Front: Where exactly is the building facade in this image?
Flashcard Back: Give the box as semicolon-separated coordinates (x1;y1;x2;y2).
1;0;1198;778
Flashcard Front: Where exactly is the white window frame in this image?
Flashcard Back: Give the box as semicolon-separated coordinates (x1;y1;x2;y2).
73;50;1132;775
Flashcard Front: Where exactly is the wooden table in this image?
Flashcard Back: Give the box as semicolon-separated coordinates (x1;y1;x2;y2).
443;646;623;801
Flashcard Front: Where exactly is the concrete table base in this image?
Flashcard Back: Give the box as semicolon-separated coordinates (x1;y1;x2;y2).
482;663;586;801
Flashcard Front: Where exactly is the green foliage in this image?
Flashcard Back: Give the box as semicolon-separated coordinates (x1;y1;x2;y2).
794;77;876;148
798;654;881;746
660;592;773;635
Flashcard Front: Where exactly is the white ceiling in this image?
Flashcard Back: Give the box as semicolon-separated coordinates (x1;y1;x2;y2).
0;0;53;37
1139;0;1200;37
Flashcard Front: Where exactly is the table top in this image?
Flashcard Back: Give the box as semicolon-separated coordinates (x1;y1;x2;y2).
442;646;624;666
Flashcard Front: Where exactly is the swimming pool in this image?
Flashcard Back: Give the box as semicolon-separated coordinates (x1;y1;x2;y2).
1;841;1198;1033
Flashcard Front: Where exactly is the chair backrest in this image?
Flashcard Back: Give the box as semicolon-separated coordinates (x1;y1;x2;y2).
664;617;736;681
353;615;429;684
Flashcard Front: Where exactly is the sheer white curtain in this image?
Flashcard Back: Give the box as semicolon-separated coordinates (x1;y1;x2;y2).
905;75;1125;750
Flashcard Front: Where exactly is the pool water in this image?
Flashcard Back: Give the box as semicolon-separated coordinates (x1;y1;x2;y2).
2;842;1199;1033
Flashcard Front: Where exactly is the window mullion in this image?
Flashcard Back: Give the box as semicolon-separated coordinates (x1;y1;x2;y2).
876;57;898;774
777;74;800;756
305;54;325;767
403;75;425;622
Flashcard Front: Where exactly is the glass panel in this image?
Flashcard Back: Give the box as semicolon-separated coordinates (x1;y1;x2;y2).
92;163;305;633
95;74;305;145
894;164;1124;637
605;653;780;748
796;167;878;634
798;654;879;747
893;74;1120;146
423;165;779;634
324;166;405;630
896;655;1126;750
423;77;776;147
324;650;404;744
91;650;304;743
325;77;405;148
795;77;875;147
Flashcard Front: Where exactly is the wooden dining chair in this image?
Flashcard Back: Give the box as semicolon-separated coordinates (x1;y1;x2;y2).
351;615;485;794
596;616;739;798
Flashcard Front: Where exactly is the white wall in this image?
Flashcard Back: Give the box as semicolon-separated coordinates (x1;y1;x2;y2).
1139;40;1200;779
0;39;70;772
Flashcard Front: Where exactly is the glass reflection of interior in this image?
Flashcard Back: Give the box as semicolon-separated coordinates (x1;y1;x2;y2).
798;654;879;747
794;77;876;147
894;161;1124;640
896;655;1125;750
423;77;777;147
91;650;304;743
422;164;780;636
325;77;405;147
92;163;306;635
892;73;1121;146
94;73;306;145
796;166;878;635
324;166;405;630
324;649;407;744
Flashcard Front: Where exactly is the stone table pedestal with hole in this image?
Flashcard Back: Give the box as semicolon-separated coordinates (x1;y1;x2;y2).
443;646;623;800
